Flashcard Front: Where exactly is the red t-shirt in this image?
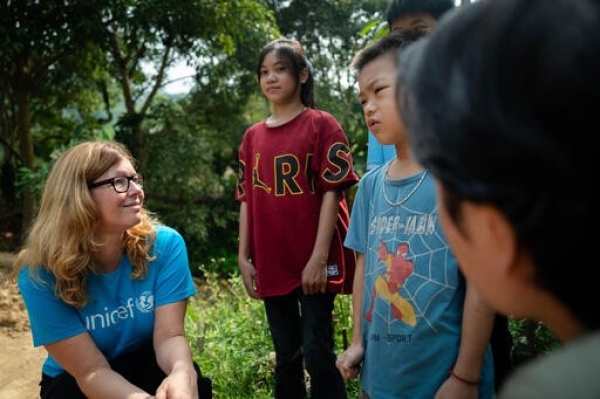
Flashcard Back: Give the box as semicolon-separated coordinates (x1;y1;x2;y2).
236;108;359;297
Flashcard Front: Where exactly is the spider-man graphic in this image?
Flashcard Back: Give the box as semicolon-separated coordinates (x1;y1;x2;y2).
366;240;416;326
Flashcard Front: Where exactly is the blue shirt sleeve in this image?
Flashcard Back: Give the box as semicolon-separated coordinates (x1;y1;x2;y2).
366;130;396;171
153;225;197;307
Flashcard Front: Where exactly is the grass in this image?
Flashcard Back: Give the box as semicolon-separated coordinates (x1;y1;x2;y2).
185;258;561;398
185;261;360;398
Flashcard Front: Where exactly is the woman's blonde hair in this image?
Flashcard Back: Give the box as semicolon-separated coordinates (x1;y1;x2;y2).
12;140;158;308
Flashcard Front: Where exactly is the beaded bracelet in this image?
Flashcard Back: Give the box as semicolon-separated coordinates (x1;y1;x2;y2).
449;369;479;386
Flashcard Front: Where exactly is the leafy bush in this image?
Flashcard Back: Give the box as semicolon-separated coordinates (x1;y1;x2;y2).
509;317;562;368
186;260;360;398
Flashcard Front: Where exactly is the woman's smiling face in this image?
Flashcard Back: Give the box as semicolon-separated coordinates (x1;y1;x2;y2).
89;158;144;235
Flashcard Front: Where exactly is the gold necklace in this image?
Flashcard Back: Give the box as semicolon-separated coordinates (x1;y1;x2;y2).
382;170;428;207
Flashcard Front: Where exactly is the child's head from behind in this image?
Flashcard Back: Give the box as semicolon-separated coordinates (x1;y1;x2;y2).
397;0;598;328
351;30;425;147
256;37;315;108
386;0;454;33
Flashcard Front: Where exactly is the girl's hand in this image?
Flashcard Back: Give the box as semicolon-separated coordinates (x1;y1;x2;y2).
301;257;327;295
238;257;260;299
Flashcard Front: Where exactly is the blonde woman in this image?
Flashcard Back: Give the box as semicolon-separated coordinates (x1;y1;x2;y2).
13;141;211;399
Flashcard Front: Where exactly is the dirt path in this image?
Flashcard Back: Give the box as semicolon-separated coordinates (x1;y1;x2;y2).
0;254;45;399
0;333;45;399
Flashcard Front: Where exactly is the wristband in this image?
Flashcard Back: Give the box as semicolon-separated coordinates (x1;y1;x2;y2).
449;369;479;386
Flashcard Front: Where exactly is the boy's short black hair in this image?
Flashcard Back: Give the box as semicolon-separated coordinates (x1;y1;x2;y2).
351;29;426;74
386;0;455;27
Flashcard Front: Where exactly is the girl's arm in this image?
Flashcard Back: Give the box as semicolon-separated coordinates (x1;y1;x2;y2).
301;189;341;295
238;202;259;299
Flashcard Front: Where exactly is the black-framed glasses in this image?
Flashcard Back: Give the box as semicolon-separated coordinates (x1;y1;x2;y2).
88;173;143;193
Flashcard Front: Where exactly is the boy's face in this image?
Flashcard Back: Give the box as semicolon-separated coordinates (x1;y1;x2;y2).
357;52;404;146
390;13;437;34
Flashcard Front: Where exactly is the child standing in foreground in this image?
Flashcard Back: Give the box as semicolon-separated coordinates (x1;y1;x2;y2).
236;37;359;399
335;31;496;398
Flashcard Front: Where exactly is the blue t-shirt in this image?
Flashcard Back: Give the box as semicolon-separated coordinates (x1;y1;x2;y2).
366;130;396;171
345;163;495;398
18;225;197;377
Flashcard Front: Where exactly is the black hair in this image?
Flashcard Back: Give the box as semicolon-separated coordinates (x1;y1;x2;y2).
351;29;426;75
397;0;598;328
256;37;315;109
386;0;455;27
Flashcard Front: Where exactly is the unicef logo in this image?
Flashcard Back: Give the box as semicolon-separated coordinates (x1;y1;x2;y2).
135;291;155;313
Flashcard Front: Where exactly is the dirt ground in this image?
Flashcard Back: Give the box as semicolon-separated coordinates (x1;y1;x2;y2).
0;252;46;399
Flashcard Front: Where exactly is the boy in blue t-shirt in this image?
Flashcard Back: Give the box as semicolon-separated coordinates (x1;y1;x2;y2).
366;0;454;171
337;30;496;399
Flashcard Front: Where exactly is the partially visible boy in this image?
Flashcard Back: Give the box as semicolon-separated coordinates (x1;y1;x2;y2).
365;0;454;172
374;2;514;390
396;0;599;397
336;30;496;398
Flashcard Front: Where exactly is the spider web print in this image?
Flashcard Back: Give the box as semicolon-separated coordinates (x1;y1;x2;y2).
364;176;460;333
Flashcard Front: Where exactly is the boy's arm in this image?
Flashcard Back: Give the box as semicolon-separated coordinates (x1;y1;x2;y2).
336;252;365;380
437;281;495;397
302;189;341;295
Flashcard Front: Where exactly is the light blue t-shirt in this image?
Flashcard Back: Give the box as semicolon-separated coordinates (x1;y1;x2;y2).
18;225;197;377
345;163;495;399
366;130;396;171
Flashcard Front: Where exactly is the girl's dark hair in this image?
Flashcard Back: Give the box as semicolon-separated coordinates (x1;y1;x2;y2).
256;37;315;109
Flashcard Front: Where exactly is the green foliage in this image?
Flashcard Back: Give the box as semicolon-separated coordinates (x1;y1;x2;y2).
186;268;275;398
509;317;562;368
15;126;115;198
142;98;240;269
186;263;359;398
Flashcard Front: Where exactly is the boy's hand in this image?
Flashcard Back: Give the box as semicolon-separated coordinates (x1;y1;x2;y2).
335;343;364;380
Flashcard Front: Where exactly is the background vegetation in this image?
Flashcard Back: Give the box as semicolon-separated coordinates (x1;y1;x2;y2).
1;1;560;397
188;258;361;398
1;0;388;265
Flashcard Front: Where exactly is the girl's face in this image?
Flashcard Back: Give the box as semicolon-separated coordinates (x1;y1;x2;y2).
358;52;405;146
89;158;144;236
259;50;302;106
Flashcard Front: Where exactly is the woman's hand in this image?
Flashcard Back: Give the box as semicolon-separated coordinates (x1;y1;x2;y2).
155;365;198;399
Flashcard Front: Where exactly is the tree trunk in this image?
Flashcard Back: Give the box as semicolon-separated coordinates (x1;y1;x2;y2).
16;66;35;237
